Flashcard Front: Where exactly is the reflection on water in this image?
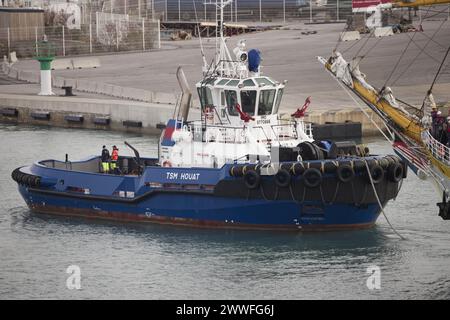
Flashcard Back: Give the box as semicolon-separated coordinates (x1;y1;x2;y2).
0;124;449;299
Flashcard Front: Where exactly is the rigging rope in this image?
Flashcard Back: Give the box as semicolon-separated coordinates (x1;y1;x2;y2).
362;159;406;240
391;18;448;86
383;6;433;89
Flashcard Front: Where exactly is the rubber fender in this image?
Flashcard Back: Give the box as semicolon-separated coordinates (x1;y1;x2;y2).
290;162;305;176
298;141;324;161
336;164;355;183
378;158;390;169
230;166;243;177
387;162;403;183
308;162;323;172
401;160;408;179
33;176;41;187
26;175;35;186
303;168;323;188
366;164;384;184
353;160;366;172
275;169;291;188
323;161;338;174
244;170;261;190
280;163;292;172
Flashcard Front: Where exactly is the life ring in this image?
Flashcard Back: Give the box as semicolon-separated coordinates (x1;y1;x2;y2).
366;164;384;184
336;164;355;183
387;162;403;183
244;170;261;190
162;160;172;168
275;169;291;188
303;168;322;188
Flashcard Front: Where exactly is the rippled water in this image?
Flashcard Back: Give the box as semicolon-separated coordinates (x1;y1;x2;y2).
0;124;449;300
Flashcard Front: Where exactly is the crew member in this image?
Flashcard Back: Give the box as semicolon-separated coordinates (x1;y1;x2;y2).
431;106;438;137
110;145;119;173
101;145;110;173
446;117;450;148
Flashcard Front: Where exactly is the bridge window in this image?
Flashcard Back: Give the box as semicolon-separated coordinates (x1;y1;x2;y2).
227;80;240;87
255;78;274;86
273;89;284;114
241;90;256;115
198;87;214;110
258;89;276;115
242;79;256;87
225;90;239;116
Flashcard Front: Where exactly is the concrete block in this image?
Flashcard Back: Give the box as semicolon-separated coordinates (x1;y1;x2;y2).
52;76;65;88
76;80;97;93
51;58;73;70
7;67;18;79
133;89;149;102
1;62;9;74
72;57;101;69
9;51;18;64
340;31;361;42
153;92;177;105
63;78;77;89
111;85;123;98
98;83;114;96
19;70;39;83
374;27;394;38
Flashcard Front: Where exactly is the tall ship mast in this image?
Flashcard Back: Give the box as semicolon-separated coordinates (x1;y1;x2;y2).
319;0;450;219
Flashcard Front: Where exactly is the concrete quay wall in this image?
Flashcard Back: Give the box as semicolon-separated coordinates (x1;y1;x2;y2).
0;93;187;134
0;92;385;137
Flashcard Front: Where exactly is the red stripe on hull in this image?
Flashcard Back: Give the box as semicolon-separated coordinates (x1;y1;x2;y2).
28;203;376;232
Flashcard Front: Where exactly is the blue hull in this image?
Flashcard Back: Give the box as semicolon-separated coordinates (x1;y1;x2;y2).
19;185;380;231
12;155;403;231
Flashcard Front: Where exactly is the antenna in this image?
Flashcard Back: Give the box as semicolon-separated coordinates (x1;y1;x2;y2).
204;0;235;77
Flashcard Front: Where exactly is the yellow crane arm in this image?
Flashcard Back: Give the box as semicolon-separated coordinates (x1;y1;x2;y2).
393;0;450;8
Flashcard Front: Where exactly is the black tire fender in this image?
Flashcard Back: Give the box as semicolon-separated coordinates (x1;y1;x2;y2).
303;168;323;188
275;169;291;188
244;170;261;190
387;162;403;183
366;165;384;184
336;164;355;183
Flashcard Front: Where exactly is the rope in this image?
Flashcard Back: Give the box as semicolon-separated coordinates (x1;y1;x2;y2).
391;18;448;87
362;159;405;240
383;6;433;89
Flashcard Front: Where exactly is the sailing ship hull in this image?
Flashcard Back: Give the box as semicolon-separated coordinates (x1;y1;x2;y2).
12;155;403;231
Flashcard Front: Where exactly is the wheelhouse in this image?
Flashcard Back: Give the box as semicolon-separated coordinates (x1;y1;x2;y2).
196;75;285;125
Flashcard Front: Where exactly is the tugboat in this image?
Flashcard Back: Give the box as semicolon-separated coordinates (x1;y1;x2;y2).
11;1;406;231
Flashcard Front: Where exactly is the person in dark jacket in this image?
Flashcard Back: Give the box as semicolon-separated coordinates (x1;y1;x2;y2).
431;106;438;137
101;145;110;173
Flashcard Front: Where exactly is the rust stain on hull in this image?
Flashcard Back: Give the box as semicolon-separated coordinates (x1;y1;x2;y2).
28;203;376;232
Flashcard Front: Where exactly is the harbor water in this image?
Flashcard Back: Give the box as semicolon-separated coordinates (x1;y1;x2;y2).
0;124;449;299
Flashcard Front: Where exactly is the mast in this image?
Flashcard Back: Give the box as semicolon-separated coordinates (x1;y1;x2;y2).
205;0;235;77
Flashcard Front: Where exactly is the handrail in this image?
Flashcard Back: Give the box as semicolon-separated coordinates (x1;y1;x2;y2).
422;130;450;166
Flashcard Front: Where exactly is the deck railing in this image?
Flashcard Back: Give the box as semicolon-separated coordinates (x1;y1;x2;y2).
422;130;450;166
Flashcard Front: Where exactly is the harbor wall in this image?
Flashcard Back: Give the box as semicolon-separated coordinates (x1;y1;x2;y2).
0;92;385;137
0;93;185;135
